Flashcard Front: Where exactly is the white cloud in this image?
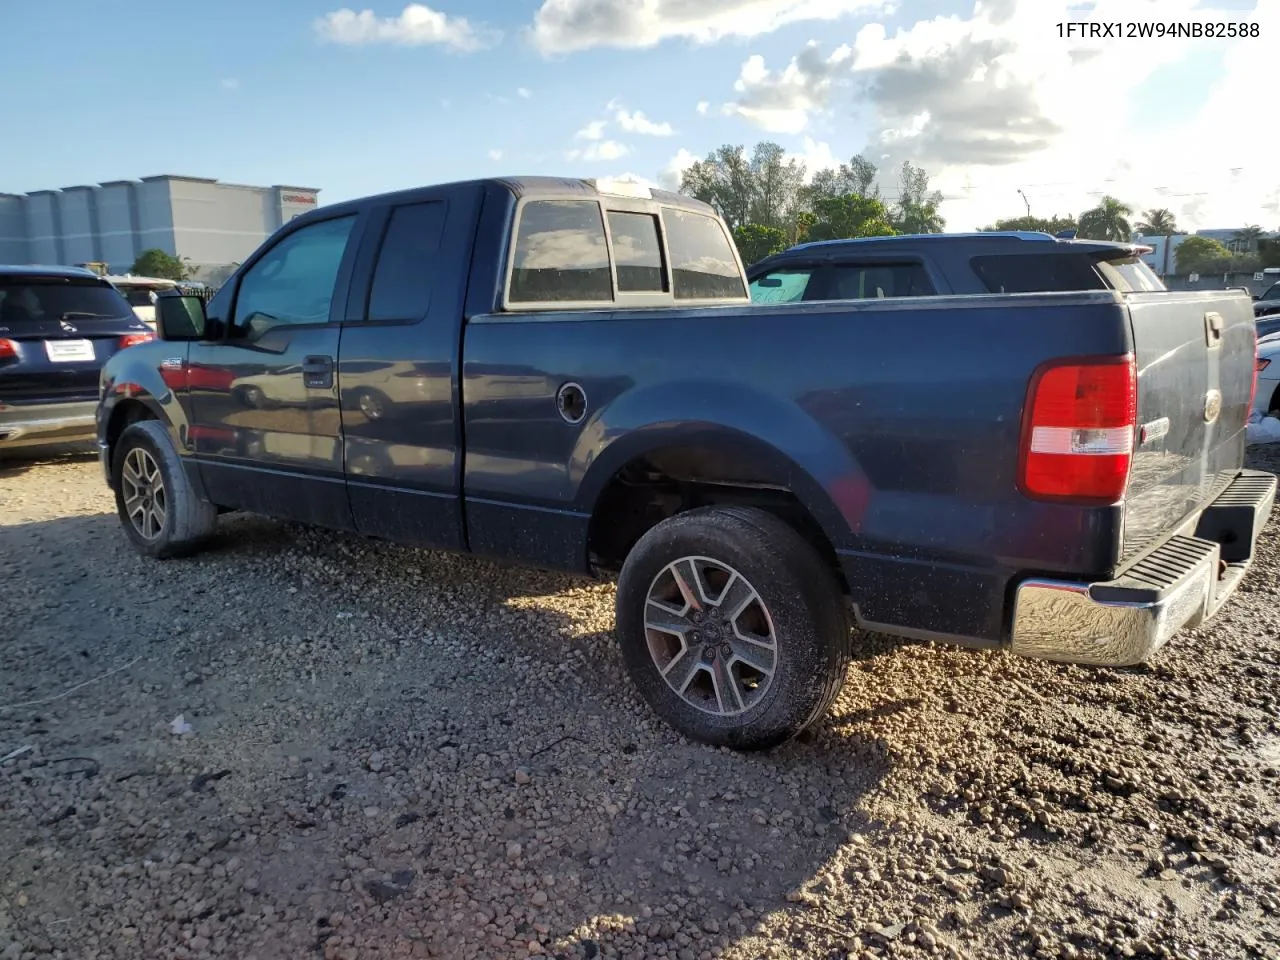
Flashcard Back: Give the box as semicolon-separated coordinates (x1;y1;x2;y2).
575;120;608;141
721;43;852;133
488;149;503;160
616;109;674;136
566;140;631;162
717;0;1276;230
530;0;887;55
696;101;709;115
658;148;700;190
220;78;239;91
315;3;499;51
517;87;533;98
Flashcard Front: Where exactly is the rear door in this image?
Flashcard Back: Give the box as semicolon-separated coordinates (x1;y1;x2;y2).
0;275;146;404
1122;291;1255;560
337;186;482;549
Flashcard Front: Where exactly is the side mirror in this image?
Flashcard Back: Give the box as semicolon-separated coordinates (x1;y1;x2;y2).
156;294;209;341
1255;295;1262;301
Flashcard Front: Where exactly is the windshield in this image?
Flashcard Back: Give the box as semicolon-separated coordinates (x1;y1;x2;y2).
1262;284;1280;302
0;277;132;328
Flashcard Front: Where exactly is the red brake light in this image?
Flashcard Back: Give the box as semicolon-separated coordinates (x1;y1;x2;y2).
0;338;16;359
1250;328;1261;419
1019;355;1137;503
118;332;154;349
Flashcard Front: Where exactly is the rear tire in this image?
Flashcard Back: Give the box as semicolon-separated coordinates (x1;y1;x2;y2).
615;506;851;751
112;420;217;559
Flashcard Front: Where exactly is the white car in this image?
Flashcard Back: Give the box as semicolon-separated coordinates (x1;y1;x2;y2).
1254;331;1280;414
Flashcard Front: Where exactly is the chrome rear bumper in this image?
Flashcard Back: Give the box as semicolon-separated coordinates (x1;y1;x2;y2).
0;401;97;448
1010;470;1277;666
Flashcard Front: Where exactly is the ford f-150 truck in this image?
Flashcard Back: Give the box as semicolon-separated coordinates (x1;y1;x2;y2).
96;176;1275;750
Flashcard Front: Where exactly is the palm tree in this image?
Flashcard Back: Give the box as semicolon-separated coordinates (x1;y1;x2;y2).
1135;208;1178;236
1078;196;1134;241
1232;224;1264;253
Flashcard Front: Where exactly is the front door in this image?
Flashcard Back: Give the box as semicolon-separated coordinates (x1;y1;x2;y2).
186;212;362;529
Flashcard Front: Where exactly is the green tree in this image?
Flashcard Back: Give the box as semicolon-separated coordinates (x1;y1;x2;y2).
130;248;194;280
1077;196;1133;241
978;214;1078;235
681;142;805;233
808;194;898;242
1232;224;1264;253
1258;238;1280;269
890;161;945;234
732;223;789;266
1135;208;1178;236
805;154;879;204
1174;235;1231;276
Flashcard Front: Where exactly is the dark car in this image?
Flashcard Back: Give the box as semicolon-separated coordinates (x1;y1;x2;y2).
1;265;154;449
1256;313;1280;341
1255;281;1280;318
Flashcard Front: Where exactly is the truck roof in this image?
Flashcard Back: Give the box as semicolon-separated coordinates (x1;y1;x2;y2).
306;176;717;220
783;232;1150;259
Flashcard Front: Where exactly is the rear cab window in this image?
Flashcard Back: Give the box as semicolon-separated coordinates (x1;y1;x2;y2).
504;195;746;310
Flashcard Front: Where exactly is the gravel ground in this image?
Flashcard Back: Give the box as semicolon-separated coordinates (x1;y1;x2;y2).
1;443;1279;960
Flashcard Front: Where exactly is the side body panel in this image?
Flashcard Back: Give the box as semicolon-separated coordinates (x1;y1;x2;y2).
460;293;1135;643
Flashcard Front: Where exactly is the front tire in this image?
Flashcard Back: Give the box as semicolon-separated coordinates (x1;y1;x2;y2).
615;506;852;751
112;420;217;559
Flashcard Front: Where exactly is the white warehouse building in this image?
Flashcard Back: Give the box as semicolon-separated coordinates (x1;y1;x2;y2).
0;175;321;283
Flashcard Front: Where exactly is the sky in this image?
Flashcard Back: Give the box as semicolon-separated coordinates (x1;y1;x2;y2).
0;0;1274;232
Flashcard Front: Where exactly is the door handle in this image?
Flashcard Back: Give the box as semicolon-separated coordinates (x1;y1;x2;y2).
302;355;334;389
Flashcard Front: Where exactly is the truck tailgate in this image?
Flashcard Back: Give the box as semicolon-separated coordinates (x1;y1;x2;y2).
1122;291;1256;563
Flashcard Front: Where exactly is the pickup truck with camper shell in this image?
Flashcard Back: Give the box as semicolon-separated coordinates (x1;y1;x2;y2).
96;176;1274;750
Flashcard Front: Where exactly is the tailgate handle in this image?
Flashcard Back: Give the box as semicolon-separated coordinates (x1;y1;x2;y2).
1204;311;1223;349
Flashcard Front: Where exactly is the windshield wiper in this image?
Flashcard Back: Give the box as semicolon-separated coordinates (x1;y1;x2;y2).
61;311;117;320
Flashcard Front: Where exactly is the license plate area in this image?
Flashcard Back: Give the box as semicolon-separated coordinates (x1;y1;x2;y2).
44;339;95;363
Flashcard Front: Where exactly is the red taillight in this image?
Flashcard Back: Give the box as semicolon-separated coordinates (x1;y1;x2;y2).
0;338;16;359
1249;329;1261;419
118;332;154;349
1019;355;1137;503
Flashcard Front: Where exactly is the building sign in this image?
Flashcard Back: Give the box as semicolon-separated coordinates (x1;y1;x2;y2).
1256;272;1266;281
1188;273;1199;282
281;193;316;205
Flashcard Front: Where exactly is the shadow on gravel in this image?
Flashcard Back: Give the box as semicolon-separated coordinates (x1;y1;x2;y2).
0;441;98;478
1;508;901;960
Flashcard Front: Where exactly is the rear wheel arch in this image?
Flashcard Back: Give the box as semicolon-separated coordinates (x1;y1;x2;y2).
582;432;851;593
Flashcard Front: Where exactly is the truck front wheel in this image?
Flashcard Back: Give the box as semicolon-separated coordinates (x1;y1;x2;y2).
112;420;218;559
615;506;852;751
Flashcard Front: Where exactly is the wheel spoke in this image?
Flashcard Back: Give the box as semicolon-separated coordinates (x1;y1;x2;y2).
729;637;775;677
645;599;693;636
662;646;703;695
670;560;703;612
717;573;755;622
710;656;743;714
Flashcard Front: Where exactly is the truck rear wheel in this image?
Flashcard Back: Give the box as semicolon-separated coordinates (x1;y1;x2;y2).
615;506;852;750
112;420;218;559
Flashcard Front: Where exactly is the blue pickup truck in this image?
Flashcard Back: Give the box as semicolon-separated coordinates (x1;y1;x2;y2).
96;177;1273;750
